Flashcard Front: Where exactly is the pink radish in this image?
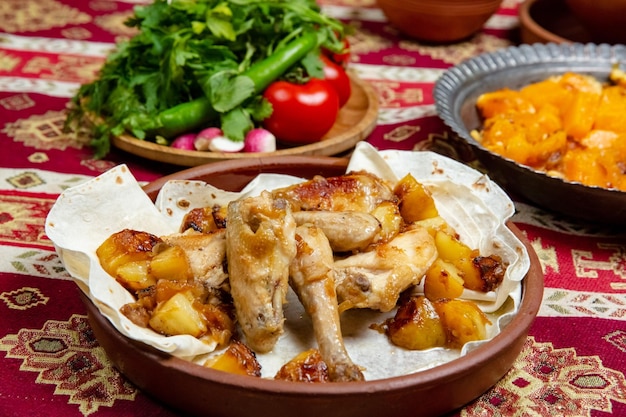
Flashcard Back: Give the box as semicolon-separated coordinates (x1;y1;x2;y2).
194;127;224;151
194;127;244;152
170;133;197;150
244;128;276;153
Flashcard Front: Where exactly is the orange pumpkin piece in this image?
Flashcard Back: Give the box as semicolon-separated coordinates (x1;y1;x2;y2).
594;85;626;133
475;88;535;119
558;72;603;141
560;147;609;188
520;77;572;110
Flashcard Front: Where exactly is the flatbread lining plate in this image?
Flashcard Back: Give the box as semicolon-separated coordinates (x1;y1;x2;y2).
46;142;531;381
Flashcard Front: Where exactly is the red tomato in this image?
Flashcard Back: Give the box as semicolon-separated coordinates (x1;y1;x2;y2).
325;38;351;67
321;54;351;108
263;78;339;144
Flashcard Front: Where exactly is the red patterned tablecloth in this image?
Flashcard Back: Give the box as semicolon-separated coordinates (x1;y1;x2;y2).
0;1;625;416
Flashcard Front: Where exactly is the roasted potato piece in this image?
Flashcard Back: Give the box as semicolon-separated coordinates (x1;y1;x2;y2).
433;299;491;348
433;230;481;291
96;229;160;276
148;290;208;337
413;216;456;238
274;349;330;383
204;340;261;377
115;260;155;292
424;258;465;301
394;173;438;222
149;244;193;282
180;206;220;233
201;302;236;348
473;254;507;293
434;230;507;292
385;295;447;350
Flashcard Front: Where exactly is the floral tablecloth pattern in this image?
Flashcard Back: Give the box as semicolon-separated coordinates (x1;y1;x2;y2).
0;1;625;416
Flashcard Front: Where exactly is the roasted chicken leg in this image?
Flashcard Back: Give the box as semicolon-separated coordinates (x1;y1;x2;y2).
226;191;296;353
289;224;364;382
334;225;437;312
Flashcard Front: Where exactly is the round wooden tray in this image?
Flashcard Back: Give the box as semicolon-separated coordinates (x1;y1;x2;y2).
111;74;379;166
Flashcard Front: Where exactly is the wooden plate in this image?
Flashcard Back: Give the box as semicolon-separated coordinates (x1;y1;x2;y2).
111;74;379;166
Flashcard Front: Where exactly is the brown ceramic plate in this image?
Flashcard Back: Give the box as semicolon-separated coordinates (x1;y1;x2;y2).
519;0;593;44
434;42;626;224
82;156;543;417
110;74;378;166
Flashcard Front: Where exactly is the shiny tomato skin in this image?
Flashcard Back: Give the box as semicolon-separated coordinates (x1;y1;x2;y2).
321;54;351;107
263;78;339;145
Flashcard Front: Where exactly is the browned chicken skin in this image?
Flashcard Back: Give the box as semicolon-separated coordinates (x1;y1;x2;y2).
289;224;364;382
272;171;396;213
226;191;297;353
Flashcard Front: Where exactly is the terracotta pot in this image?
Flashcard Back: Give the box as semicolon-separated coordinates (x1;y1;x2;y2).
518;0;593;44
565;0;626;44
377;0;502;43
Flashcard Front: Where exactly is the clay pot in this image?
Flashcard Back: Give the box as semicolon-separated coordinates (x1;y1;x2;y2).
518;0;592;44
564;0;626;44
81;156;544;417
377;0;502;43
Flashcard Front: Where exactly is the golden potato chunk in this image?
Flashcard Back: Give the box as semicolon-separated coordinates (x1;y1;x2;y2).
148;290;208;337
385;296;447;350
115;260;155;292
424;258;465;301
433;230;482;291
413;216;456;238
180;205;227;233
149;245;193;282
96;229;162;292
433;299;491;348
394;173;438;222
274;349;330;383
204;340;262;377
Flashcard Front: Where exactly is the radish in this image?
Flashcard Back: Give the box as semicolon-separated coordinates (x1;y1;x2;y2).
193;127;244;152
207;136;245;152
244;128;276;153
194;127;224;151
170;133;197;150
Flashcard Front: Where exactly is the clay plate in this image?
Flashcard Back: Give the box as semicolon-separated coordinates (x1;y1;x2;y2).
82;156;543;417
434;42;626;224
110;74;378;166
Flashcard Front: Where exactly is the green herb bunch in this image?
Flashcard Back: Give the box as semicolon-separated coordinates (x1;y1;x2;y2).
66;0;347;158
